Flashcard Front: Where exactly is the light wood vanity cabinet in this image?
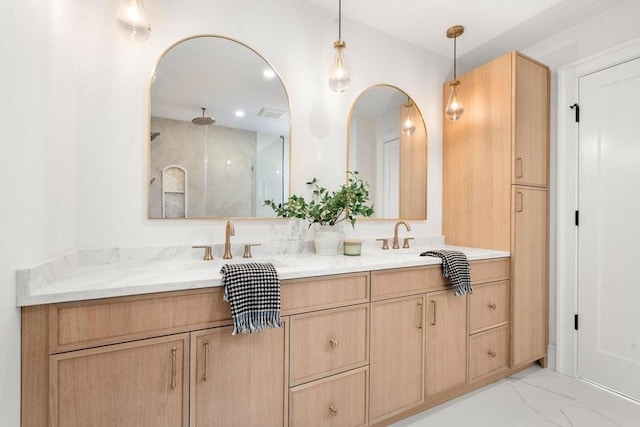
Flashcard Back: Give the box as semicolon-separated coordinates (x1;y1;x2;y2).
443;50;550;370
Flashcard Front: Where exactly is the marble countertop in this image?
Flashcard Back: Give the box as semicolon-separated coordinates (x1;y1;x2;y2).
16;245;509;307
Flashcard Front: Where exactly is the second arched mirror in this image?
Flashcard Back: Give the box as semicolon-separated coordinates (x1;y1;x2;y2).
149;36;290;219
348;85;427;219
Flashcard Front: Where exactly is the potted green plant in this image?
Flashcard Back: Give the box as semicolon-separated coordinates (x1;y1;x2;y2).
265;171;375;255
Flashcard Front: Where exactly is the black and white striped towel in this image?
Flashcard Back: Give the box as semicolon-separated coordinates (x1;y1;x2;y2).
220;262;282;335
420;250;472;296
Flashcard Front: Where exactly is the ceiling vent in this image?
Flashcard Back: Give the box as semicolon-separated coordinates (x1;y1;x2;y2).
257;107;286;119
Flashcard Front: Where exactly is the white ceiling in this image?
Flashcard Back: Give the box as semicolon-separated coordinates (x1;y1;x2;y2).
310;0;625;63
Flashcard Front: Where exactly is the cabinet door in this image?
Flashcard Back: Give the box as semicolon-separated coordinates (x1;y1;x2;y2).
512;186;548;366
370;295;425;423
426;290;468;397
191;325;287;427
50;334;189;427
514;53;549;187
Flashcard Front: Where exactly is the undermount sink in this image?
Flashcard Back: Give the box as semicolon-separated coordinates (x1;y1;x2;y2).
184;257;288;271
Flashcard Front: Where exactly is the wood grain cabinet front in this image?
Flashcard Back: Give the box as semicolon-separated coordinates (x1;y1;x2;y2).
469;281;509;334
289;367;369;427
469;325;510;381
190;325;287;427
50;334;190;427
289;304;369;386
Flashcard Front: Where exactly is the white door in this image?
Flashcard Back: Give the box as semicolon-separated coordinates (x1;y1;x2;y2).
578;57;640;401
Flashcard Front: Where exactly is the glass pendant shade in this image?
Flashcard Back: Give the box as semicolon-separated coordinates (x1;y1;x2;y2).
116;0;151;42
445;80;464;121
329;40;350;93
401;101;416;136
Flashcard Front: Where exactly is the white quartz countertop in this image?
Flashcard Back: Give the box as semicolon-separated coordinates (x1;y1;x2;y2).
16;245;509;307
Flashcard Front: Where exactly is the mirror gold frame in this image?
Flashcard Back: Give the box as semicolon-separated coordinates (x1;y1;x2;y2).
347;84;428;220
147;35;292;219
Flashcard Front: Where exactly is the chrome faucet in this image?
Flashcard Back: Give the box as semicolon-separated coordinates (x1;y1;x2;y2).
392;220;411;249
223;220;235;259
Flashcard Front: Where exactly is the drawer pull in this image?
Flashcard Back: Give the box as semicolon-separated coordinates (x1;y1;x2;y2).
430;300;437;326
170;347;177;390
329;405;338;416
488;303;497;310
329;339;339;348
487;350;496;358
417;302;423;329
516;157;524;178
202;341;209;381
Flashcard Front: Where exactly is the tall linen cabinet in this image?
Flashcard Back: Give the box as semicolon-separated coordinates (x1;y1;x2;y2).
443;51;549;369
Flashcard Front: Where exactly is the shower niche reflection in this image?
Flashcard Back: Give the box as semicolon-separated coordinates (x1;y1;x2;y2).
148;36;290;219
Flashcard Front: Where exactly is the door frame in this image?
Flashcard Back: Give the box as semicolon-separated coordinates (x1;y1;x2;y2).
556;37;640;376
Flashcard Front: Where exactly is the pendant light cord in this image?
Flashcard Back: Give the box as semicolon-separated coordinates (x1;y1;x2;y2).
453;36;457;79
338;0;342;40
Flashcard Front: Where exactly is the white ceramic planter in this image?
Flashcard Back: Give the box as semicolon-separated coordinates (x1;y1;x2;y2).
314;226;341;255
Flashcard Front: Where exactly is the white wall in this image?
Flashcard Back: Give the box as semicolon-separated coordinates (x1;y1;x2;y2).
0;2;78;425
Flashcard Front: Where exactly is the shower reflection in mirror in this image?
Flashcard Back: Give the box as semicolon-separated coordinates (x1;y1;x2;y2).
148;36;290;219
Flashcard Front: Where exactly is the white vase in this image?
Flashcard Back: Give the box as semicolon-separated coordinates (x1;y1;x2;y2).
314;225;341;255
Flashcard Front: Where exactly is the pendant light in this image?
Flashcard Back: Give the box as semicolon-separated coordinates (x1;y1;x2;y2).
115;0;151;42
401;98;416;136
328;0;350;92
445;25;464;120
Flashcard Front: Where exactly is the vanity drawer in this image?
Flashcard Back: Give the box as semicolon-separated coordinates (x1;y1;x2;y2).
281;272;369;315
469;258;509;285
469;325;509;381
289;367;368;427
49;288;231;353
371;265;446;300
290;304;369;386
469;281;509;333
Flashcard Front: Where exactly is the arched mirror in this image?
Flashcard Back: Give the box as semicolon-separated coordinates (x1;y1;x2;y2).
148;36;290;218
348;85;427;219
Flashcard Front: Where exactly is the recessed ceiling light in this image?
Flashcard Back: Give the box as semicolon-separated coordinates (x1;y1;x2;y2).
263;69;275;79
235;110;245;117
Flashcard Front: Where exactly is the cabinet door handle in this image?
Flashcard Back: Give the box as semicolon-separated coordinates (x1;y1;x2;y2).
487;350;497;358
202;341;209;381
430;300;437;326
488;303;497;310
170;347;177;390
329;405;338;416
329;339;339;348
516;191;523;212
416;302;423;329
516;157;524;178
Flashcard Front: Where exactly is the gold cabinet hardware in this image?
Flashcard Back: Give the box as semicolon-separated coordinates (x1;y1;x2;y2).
170;347;177;390
329;405;338;416
516;191;524;212
202;341;209;381
416;302;423;329
516;157;524;178
192;245;213;261
403;237;414;249
488;303;497;310
430;300;437;326
487;350;496;358
329;339;339;348
242;243;261;258
376;238;389;250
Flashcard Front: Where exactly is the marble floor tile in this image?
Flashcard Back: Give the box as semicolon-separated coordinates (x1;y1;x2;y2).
391;366;640;427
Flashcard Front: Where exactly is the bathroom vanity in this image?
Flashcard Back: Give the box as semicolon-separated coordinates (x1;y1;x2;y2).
17;248;542;427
